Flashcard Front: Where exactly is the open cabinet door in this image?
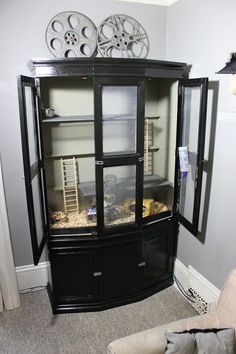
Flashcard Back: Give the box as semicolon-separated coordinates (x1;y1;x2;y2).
18;75;48;265
174;78;208;236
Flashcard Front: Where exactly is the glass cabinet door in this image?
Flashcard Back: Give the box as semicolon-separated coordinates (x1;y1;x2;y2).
95;78;144;233
40;77;97;232
174;78;208;235
18;75;48;264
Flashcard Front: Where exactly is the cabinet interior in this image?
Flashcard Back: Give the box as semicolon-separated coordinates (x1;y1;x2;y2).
40;77;178;232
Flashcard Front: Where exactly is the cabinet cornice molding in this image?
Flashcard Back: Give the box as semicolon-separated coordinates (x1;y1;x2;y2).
116;0;179;6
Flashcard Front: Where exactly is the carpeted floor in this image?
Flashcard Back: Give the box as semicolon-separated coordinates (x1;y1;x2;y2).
0;286;197;354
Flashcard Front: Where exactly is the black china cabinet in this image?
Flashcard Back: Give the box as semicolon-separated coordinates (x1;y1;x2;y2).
18;58;208;313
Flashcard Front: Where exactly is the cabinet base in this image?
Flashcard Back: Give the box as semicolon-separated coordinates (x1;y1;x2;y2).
47;275;173;314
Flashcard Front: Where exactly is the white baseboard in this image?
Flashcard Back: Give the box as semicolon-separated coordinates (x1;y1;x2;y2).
15;262;50;291
174;259;221;313
188;265;221;302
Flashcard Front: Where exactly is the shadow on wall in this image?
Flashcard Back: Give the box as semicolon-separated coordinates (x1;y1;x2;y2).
197;81;219;244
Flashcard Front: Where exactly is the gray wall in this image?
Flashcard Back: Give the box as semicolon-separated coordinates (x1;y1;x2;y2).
166;0;236;289
0;0;167;266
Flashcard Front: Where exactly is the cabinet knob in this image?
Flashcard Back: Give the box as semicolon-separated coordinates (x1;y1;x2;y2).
93;271;102;277
138;261;146;267
95;160;104;166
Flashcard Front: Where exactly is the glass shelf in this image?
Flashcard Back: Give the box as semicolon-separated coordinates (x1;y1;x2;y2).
78;174;172;198
44;153;95;159
145;116;160;120
42;115;94;123
42;115;160;123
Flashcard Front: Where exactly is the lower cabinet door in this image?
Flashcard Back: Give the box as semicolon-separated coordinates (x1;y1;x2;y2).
142;222;175;288
48;221;175;311
50;248;98;303
143;236;169;287
100;241;139;299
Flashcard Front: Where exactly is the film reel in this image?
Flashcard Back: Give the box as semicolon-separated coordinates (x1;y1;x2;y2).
97;14;149;58
46;11;97;58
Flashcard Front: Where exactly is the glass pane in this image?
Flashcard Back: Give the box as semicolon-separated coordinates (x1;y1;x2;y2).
103;165;136;228
142;117;173;218
40;77;94;117
42;122;96;230
143;79;176;218
179;87;201;222
102;86;137;155
32;174;44;246
40;169;48;226
43;122;95;157
25;86;38;166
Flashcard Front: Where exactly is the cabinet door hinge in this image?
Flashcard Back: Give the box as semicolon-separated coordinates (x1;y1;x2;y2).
35;78;40;97
175;201;179;213
178;85;182;95
195;166;198;189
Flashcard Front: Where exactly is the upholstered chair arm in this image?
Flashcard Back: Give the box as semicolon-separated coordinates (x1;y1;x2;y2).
107;315;201;354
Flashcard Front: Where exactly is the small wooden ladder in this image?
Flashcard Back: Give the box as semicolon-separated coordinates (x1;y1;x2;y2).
144;119;153;175
61;157;79;214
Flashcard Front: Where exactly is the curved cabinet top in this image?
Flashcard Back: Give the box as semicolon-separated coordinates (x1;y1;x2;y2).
29;57;189;79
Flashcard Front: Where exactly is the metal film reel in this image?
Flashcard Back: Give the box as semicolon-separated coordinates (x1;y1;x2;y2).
46;11;97;58
97;14;149;59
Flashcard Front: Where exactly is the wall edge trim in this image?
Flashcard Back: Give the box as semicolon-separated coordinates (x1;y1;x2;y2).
15;261;50;291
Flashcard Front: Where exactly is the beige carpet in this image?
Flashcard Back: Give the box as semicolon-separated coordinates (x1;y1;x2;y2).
0;286;197;354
